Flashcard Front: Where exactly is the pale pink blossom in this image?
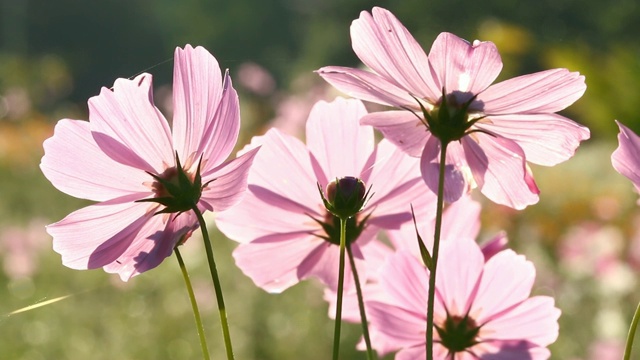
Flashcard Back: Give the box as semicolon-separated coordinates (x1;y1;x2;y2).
40;45;259;281
215;97;435;293
366;238;560;359
318;7;589;209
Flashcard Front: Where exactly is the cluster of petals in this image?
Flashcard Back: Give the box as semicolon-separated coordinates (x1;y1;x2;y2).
215;97;435;293
318;6;589;209
366;237;560;359
40;45;259;281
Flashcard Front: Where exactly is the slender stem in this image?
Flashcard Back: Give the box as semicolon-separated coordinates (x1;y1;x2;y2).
175;247;210;360
624;300;640;360
192;206;235;360
347;245;375;360
332;217;348;360
426;141;448;360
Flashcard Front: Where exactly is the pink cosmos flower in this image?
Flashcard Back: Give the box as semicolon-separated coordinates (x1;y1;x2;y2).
40;45;259;281
612;121;640;195
318;7;589;209
366;238;560;359
215;97;435;293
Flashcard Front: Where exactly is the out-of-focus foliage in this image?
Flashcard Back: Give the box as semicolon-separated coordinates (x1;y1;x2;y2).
1;0;640;359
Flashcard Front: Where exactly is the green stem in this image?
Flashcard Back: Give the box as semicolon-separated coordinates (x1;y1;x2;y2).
624;300;640;360
426;141;448;360
347;245;375;360
175;247;210;360
332;217;348;360
192;206;235;360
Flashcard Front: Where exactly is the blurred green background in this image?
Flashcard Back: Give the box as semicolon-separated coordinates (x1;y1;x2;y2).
2;0;640;359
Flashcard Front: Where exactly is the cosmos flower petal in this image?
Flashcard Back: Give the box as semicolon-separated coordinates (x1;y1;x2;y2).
429;32;503;97
378;250;429;312
103;211;198;281
298;241;363;292
88;74;174;173
47;200;155;273
351;7;441;101
471;341;551;360
367;301;426;353
361;110;430;157
462;134;539;209
215;188;320;243
478;113;590;166
480;232;509;261
199;146;259;212
40;119;152;201
200;72;241;170
612;121;640;192
172;45;241;171
478;68;586;114
306;98;373;184
472;249;536;323
232;233;323;293
440;195;482;241
421;137;471;203
436;237;484;315
480;296;560;348
317;66;416;107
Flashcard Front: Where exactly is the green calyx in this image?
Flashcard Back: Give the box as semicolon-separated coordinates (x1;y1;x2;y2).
435;314;481;352
413;89;487;145
311;211;372;247
137;152;209;215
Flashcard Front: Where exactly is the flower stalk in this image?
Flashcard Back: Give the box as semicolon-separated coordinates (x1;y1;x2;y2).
192;205;235;360
175;247;210;360
426;140;448;360
347;245;375;360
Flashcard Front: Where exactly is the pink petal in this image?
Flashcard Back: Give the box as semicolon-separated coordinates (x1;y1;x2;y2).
47;200;155;272
440;195;482;241
428;32;503;99
361;110;430;157
298;241;364;292
421;137;473;203
436;237;485;316
172;45;226;167
40;119;152;201
480;296;560;348
462;134;539;209
477;113;590;166
215;187;321;243
367;300;425;353
199;146;260;212
305;98;373;185
88;74;173;173
612;121;640;191
480;232;509;261
351;7;440;101
317;66;416;108
232;233;323;293
365;139;436;228
104;211;199;281
470;340;550;360
238;129;322;214
378;251;429;313
472;249;536;324
478;68;586;115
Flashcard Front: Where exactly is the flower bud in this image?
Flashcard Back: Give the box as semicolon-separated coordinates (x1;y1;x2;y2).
319;176;369;220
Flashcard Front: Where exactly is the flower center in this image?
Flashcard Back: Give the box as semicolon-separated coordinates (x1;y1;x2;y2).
416;89;485;144
137;153;206;215
435;314;481;353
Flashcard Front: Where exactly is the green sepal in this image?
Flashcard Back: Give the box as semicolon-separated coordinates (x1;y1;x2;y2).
411;204;433;270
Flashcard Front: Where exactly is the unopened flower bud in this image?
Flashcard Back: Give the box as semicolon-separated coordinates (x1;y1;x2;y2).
319;176;369;220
